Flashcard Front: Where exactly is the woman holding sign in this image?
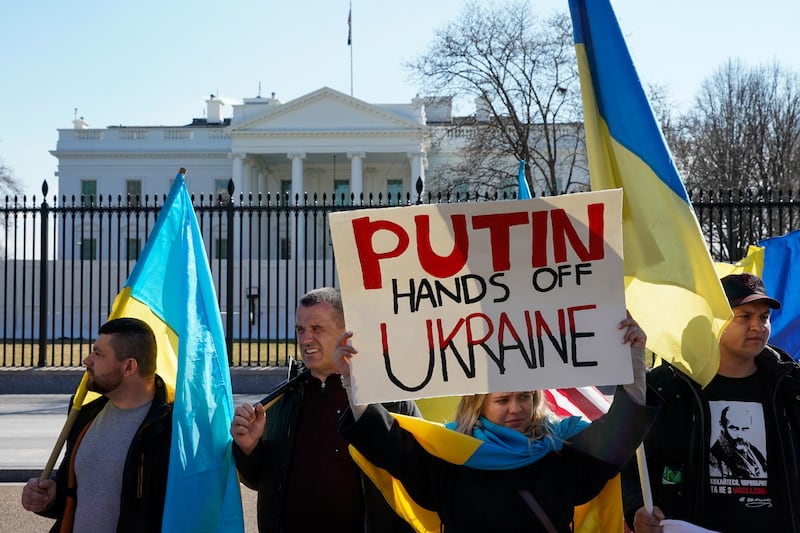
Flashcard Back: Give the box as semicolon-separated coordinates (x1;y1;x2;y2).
335;315;657;533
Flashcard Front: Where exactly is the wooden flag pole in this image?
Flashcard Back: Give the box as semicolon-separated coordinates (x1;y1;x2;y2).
40;372;90;481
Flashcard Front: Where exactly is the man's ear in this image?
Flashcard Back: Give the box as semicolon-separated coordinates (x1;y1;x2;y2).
124;357;139;376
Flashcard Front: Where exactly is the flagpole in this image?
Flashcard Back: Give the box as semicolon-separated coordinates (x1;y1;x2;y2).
40;372;90;480
349;1;353;96
636;443;654;513
350;38;353;97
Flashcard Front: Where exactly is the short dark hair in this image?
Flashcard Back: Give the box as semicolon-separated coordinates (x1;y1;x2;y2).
298;287;344;327
98;318;158;377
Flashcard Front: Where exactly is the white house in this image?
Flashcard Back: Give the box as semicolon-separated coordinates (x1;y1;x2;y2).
50;87;588;263
52;86;588;203
52;87;443;207
0;88;589;340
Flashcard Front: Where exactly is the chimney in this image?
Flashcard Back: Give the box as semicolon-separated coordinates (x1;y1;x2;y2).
475;95;492;122
206;94;224;124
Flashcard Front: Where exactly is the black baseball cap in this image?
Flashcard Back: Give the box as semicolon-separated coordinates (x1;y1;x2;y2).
720;273;781;310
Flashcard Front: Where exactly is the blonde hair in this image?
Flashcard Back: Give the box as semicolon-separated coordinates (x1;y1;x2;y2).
453;391;558;442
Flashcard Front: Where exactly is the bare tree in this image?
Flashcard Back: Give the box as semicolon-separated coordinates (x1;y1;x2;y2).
668;60;800;259
408;1;587;197
674;60;800;192
1;158;23;198
646;83;692;176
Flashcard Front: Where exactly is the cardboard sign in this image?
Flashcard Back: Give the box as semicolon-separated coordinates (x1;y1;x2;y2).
330;189;629;404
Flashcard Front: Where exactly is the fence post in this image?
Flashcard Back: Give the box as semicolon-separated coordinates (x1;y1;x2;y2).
37;181;49;367
226;179;235;364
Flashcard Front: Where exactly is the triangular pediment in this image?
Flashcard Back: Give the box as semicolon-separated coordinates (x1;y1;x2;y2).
228;87;423;134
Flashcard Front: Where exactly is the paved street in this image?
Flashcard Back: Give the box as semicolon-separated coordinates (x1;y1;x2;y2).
0;394;263;532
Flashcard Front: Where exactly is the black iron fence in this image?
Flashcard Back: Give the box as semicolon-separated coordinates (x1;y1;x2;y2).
690;188;799;262
2;182;797;368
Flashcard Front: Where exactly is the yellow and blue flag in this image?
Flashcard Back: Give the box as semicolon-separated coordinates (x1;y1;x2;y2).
714;246;764;279
105;170;244;531
759;230;800;356
568;0;732;387
720;231;800;358
517;160;532;199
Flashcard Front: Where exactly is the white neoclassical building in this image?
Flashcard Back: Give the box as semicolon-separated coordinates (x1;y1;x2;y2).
50;87;588;264
51;87;459;205
14;88;589;339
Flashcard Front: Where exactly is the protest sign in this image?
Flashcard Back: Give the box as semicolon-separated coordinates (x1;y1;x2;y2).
330;189;628;404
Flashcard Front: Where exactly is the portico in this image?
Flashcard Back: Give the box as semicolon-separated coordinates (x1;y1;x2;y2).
226;87;429;203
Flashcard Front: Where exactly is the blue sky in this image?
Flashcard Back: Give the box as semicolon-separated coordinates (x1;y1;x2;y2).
2;0;798;198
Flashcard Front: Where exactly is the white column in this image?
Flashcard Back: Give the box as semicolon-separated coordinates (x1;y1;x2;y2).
288;152;306;259
347;151;365;204
288;152;306;202
408;151;426;199
244;159;260;198
231;153;245;195
256;167;266;199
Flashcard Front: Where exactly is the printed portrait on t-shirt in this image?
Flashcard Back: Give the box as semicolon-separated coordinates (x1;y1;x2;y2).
703;387;774;531
708;400;768;480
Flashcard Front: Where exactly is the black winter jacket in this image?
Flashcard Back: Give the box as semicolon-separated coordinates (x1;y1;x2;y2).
340;387;657;533
40;375;173;533
621;346;800;532
233;372;421;533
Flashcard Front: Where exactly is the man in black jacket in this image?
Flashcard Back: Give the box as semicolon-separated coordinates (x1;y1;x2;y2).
21;317;172;532
623;273;800;532
231;287;420;533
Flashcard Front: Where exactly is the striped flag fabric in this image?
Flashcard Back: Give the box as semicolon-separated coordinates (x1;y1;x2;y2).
545;386;626;532
88;170;244;531
544;386;610;421
568;0;732;387
714;230;800;359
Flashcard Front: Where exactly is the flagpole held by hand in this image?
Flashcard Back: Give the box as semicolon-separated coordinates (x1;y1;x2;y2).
253;360;309;411
40;371;90;481
636;443;654;513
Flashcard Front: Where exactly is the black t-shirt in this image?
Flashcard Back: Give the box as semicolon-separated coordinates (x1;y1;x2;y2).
701;373;777;532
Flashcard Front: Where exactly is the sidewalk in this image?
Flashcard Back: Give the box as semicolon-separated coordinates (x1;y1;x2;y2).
0;366;289;395
0;393;266;482
0;366;287;480
0;393;266;533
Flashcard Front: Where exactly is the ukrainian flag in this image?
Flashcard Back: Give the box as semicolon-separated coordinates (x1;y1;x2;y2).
72;170;244;532
568;0;732;386
715;230;800;358
351;413;587;533
760;230;800;357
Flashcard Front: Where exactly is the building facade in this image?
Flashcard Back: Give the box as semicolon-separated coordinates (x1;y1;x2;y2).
52;87;443;207
50;87;589;261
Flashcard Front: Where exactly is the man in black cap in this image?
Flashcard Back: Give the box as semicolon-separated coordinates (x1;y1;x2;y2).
622;273;800;533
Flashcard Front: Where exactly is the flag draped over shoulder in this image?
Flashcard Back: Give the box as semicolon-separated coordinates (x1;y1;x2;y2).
352;389;622;533
351;414;585;533
568;0;732;387
107;171;244;532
